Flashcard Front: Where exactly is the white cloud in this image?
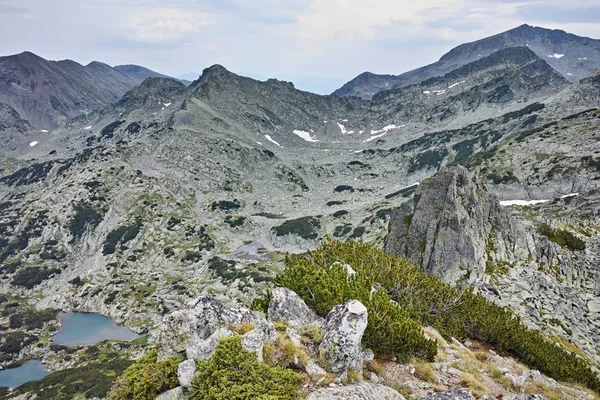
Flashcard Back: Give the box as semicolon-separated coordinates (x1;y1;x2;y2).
125;8;214;43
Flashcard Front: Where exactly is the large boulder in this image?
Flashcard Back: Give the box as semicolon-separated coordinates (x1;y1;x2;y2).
319;300;368;374
241;321;276;362
268;287;319;328
307;382;405;400
155;295;265;358
185;328;234;361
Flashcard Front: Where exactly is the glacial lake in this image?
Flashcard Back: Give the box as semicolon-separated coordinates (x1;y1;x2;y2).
51;312;141;346
0;360;49;388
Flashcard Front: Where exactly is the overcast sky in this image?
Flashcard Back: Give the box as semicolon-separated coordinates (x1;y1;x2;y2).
1;0;600;93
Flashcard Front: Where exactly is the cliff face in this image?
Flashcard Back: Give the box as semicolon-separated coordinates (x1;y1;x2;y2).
384;166;600;365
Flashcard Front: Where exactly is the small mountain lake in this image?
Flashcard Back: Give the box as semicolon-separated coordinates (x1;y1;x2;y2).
0;360;49;388
51;312;141;346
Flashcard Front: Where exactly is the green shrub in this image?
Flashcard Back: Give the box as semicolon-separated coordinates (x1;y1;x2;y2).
11;266;61;289
107;349;181;400
537;224;585;251
190;336;302;400
275;239;600;393
69;204;103;241
276;243;437;362
272;217;321;240
103;218;142;255
408;149;448;173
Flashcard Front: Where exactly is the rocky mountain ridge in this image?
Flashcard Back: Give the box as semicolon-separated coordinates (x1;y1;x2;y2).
334;24;600;99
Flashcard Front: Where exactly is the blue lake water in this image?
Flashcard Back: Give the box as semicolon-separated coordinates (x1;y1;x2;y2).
0;360;49;388
51;312;141;346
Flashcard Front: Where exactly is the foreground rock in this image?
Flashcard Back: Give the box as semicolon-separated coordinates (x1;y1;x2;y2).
418;389;475;400
268;287;319;328
307;382;405;400
319;299;368;374
155;386;186;400
155;295;265;358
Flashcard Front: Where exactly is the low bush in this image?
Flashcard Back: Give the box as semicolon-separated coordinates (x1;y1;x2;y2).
107;349;181;400
103;218;142;255
11;266;61;289
69;204;103;241
190;336;302;400
272;217;321;240
275;239;600;393
537;224;585;251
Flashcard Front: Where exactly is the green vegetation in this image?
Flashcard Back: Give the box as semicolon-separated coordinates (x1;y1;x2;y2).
408;149;449;173
501;102;545;123
272;216;321;240
486;170;519;184
69;204;104;241
536;224;585;251
275;239;600;392
103;217;143;255
107;349;181;400
11;266;62;289
9;308;58;329
190;336;302;400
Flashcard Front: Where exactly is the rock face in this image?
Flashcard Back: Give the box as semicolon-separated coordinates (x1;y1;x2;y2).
319;300;368;374
384;165;526;283
306;382;405;400
268;287;319;328
384;166;600;365
155;295;265;358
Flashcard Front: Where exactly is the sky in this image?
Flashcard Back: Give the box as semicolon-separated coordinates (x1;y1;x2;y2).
1;0;600;94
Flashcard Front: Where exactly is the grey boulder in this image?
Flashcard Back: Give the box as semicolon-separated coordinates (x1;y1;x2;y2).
155;386;186;400
418;389;475;400
177;359;196;388
268;287;318;328
319;299;368;374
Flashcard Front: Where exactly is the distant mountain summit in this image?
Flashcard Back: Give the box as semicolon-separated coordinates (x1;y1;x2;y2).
0;51;138;129
114;65;191;86
334;24;600;99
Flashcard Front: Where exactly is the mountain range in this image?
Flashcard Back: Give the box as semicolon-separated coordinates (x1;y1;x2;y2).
0;23;600;400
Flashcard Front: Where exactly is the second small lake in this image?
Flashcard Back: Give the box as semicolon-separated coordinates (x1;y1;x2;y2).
51;312;141;346
0;360;49;388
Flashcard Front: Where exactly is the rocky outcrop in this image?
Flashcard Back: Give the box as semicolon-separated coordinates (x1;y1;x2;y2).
319;300;368;374
384;166;600;365
306;382;405;400
268;287;319;328
154;295;265;358
384;165;527;283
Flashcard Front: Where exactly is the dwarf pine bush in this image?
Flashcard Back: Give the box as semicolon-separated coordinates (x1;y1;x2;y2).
107;349;181;400
190;336;302;400
276;239;600;393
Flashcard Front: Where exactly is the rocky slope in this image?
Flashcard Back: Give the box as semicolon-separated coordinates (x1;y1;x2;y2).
385;166;600;366
0;52;139;129
334;24;600;99
114;65;191;86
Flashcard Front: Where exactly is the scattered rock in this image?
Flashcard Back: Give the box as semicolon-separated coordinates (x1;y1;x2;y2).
418;388;475;399
307;382;405;400
305;359;327;376
155;386;186;400
319;300;368;374
241;321;275;362
185;328;234;360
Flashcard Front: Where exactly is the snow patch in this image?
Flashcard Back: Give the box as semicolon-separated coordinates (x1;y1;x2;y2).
84;125;93;130
256;141;262;145
40;130;49;133
337;122;354;134
578;57;588;60
423;89;445;96
29;141;38;147
447;80;466;89
499;199;550;207
293;130;319;142
364;124;404;142
567;73;572;76
548;53;564;59
163;102;171;107
264;135;282;147
323;120;328;123
342;119;348;122
359;130;364;134
560;193;579;199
